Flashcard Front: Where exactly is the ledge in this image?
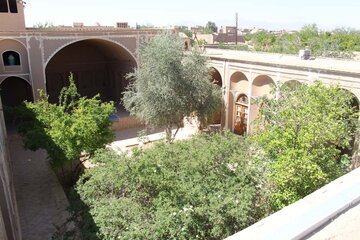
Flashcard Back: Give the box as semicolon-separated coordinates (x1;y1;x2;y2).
225;167;360;240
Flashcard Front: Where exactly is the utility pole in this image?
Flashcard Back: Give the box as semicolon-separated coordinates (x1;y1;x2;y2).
235;12;238;45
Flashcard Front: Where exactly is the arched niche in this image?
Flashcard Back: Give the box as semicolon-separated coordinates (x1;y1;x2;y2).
209;67;222;87
0;76;32;107
230;71;248;92
252;75;275;97
0;39;29;74
0;76;33;126
249;75;275;132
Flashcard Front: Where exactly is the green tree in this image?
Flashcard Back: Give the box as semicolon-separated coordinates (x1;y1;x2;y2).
122;32;222;143
70;132;269;239
18;73;114;182
177;25;193;38
255;81;358;210
204;21;218;33
33;21;55;28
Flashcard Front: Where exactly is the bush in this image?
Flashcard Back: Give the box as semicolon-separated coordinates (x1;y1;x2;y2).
70;132;269;239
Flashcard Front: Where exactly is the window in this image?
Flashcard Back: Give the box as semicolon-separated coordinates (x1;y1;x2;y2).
2;51;20;66
8;0;17;13
0;0;17;13
0;0;8;12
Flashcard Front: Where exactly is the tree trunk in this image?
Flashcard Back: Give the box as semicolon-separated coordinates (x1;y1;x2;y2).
165;124;172;143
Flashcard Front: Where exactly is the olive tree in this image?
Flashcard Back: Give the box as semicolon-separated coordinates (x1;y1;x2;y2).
122;32;222;142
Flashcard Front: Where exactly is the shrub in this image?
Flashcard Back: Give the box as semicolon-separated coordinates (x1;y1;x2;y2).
71;132;269;239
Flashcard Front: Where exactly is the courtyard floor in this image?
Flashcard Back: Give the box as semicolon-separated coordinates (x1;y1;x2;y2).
9;134;69;240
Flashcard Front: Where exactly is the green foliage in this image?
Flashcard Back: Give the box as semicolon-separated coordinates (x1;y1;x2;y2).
33;21;55;28
203;21;218;33
255;81;358;210
246;24;359;58
18;73;115;172
71;132;269;240
122;32;222;142
177;26;193;38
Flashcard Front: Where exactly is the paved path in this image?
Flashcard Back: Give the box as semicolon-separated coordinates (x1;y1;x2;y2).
9;134;69;240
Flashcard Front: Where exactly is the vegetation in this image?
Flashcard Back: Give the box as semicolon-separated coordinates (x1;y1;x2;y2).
203;21;218;33
70;132;269;240
255;81;358;210
122;32;222;143
18;74;114;182
177;25;193;38
245;24;360;58
33;21;55;28
65;80;358;239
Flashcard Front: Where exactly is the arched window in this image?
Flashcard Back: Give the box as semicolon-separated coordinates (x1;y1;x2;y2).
2;51;20;66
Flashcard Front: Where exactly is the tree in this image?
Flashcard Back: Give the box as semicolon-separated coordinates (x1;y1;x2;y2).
176;25;193;38
33;21;55;28
255;81;358;210
18;73;114;182
205;21;218;33
122;32;222;143
70;132;269;239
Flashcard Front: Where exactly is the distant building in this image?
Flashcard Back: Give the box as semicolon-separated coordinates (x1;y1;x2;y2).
219;26;237;34
193;34;215;44
214;33;245;44
116;22;129;28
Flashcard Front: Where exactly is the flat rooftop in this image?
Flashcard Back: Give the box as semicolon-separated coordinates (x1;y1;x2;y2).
205;48;360;75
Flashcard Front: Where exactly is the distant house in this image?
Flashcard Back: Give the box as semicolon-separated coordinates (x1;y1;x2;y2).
219;26;237;34
193;33;215;44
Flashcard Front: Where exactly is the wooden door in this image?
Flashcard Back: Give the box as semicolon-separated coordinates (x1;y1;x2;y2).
234;95;248;135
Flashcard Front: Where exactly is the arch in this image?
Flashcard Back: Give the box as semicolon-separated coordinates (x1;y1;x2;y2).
233;94;249;135
228;71;249;129
0;38;27;49
230;71;248;92
209;67;222;87
338;88;359;119
45;38;138;104
0;39;29;74
281;80;302;90
0;76;33;107
249;75;275;132
208;67;223;125
252;75;275;97
337;88;360;166
44;37;138;67
2;50;20;66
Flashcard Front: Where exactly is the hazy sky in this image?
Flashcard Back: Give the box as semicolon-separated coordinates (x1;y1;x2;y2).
24;0;360;30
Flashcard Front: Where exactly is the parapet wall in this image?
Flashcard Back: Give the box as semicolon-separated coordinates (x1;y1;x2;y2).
226;166;360;240
0;98;21;239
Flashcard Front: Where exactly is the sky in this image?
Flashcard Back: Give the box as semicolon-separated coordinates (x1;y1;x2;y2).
24;0;360;31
